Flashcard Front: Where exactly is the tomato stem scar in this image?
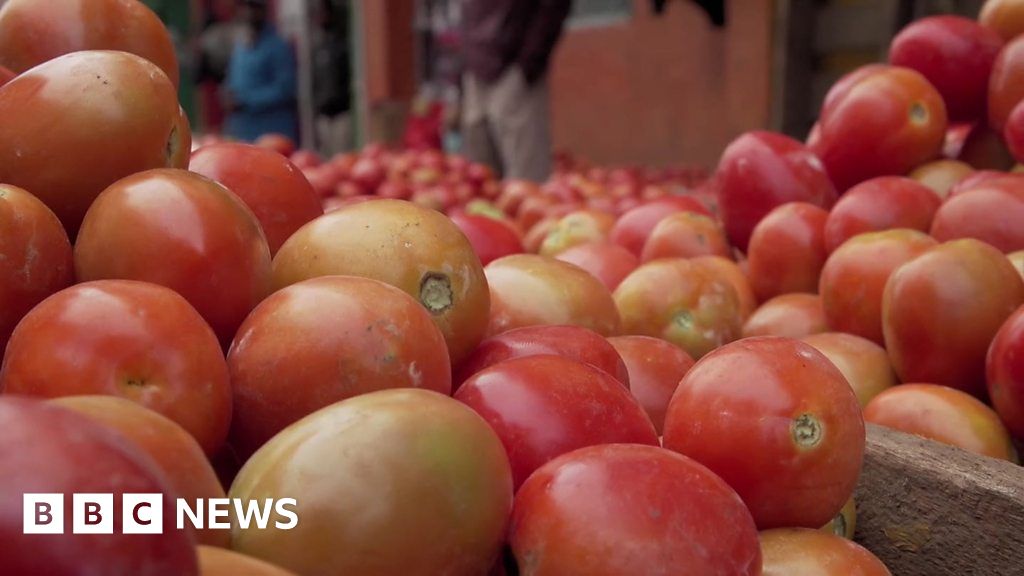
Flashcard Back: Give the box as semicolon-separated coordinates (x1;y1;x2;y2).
420;273;453;314
791;413;823;448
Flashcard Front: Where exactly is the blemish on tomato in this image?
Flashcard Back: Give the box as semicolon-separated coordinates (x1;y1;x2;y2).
791;413;823;448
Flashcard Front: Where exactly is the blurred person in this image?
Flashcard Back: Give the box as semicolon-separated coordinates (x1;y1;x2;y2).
224;0;299;142
197;0;242;133
460;0;572;182
312;0;353;155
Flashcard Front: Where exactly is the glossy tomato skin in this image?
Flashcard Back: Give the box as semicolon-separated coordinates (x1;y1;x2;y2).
198;547;296;576
273;199;490;365
802;333;896;408
0;65;13;86
823;177;941;253
819;64;889;118
747;203;829;302
455;355;658;489
716;131;836;251
742;293;828;339
0;51;190;236
0;184;73;353
889;16;1003;122
693;255;758;320
991;36;1024;132
864;384;1016;461
0;397;198;576
883;239;1024;395
608;196;711;256
987;305;1024;439
981;0;1024;41
909;159;974;199
760;529;892;576
0;0;179;86
1;280;232;455
1006;100;1024;162
553;241;639;291
455;325;629;389
820;229;938;344
189;143;323;255
608;336;695;434
663;337;865;529
538;210;615;256
448;211;525;265
931;179;1024;252
509;444;762;576
228;276;452;457
74;169;272;346
229;389;512;576
640;211;731;261
812;66;947;192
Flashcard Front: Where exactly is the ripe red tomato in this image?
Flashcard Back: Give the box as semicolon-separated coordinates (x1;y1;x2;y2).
931;178;1024;251
947;169;1024;197
981;0;1024;41
0;184;73;354
0;397;198;575
802;333;896;408
538;210;615;256
0;51;190;235
608;335;695;434
883;239;1024;395
189;143;323;255
909;159;974;199
819;64;889;118
608;196;711;256
640;211;731;261
273;199;491;366
747;203;829;302
230;389;512;576
889;16;1003;122
553;241;639;291
811;66;947;192
986;305;1024;439
455;355;657;489
496;180;541;215
448;210;525;265
199;547;295;576
692;254;757;320
74;169;272;346
254;134;296;158
864;384;1016;461
0;64;14;86
509;444;762;576
663;337;865;529
1005;100;1024;162
760;529;892;576
716;131;836;251
823;177;941;253
990;36;1024;132
0;0;179;86
742;293;828;339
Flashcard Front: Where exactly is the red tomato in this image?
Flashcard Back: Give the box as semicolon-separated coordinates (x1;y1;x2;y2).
553;241;639;291
538;210;615;256
0;51;190;235
189;143;323;255
608;335;695;434
742;293;828;339
956;122;1016;170
455;325;629;389
254;134;296;157
987;305;1024;439
455;355;657;489
716;131;836;251
0;64;14;86
288;150;322;170
820;229;938;344
812;66;947;192
693;254;758;320
609;196;713;256
981;0;1024;41
889;16;1003;122
802;333;896;408
1006;100;1024;163
663;337;865;529
947;169;1024;197
229;389;512;576
819;64;889;118
0;184;73;354
0;280;231;455
931;178;1024;251
522;217;558;253
747;203;829;302
496;180;541;216
0;397;198;575
640;211;731;261
74;169;272;346
0;0;179;86
198;547;296;576
908;159;974;199
883;239;1024;395
448;209;525;266
864;383;1016;461
990;36;1024;132
823;177;941;253
760;529;892;576
509;444;762;576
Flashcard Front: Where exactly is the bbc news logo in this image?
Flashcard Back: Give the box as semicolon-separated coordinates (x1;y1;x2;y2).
23;494;298;534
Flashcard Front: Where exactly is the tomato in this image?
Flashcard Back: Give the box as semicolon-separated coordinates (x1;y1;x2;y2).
823;177;941;253
811;66;947;192
228;276;452;457
820;229;938;344
889;16;1003;123
716;131;836;251
742;293;828;339
0;397;198;575
289;150;322;169
883;239;1024;396
553;241;639;291
496;180;541;215
0;64;14;86
254;134;297;158
614;258;742;359
747;203;829;302
931;178;1024;251
0;184;73;354
0;0;178;86
509;445;762;576
864;384;1016;461
455;325;629;389
0;51;190;235
1006;100;1024;163
908;159;973;199
821;497;857;540
189;143;323;255
981;0;1024;41
1010;250;1024;279
522;217;558;253
199;547;296;576
640;211;731;261
273;199;490;366
538;210;615;256
760;529;891;576
230;389;512;576
448;210;525;265
485;254;620;337
663;337;865;529
693;255;758;320
1;280;231;455
608;335;694;434
990;36;1024;132
50;396;229;547
986;305;1024;439
956;122;1016;169
819;64;889;118
947;169;1024;197
608;196;711;256
802;333;897;408
516;195;559;231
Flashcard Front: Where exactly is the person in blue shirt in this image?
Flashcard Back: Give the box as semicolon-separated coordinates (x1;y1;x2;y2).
224;0;299;143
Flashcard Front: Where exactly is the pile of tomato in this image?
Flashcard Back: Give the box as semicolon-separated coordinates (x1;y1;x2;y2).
5;0;1024;575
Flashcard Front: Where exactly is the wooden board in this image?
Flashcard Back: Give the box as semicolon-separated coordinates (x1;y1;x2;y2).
855;424;1024;576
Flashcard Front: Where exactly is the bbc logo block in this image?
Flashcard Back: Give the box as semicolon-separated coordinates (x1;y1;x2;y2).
24;493;164;535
